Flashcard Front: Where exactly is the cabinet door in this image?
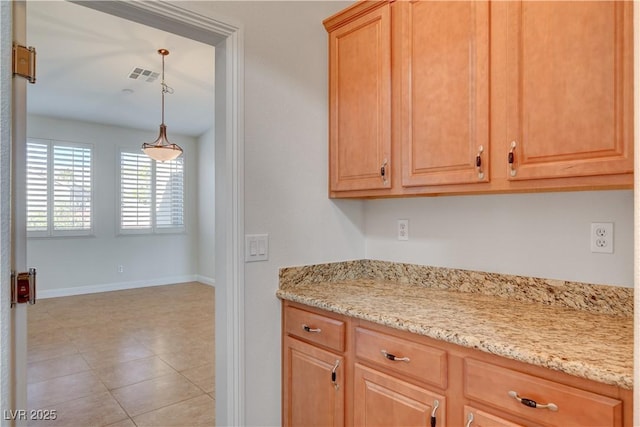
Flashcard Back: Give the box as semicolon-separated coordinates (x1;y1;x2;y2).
399;0;490;187
328;3;391;192
505;1;633;181
283;337;344;427
354;364;445;427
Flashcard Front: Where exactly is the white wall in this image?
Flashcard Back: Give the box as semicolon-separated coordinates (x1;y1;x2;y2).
168;1;634;426
26;115;200;295
365;190;634;287
184;2;364;426
197;127;215;283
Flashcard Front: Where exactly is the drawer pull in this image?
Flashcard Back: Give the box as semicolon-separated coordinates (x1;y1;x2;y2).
381;349;410;363
508;390;558;411
302;324;321;333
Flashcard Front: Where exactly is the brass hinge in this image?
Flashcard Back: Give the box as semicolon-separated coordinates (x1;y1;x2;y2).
10;268;37;307
13;44;36;84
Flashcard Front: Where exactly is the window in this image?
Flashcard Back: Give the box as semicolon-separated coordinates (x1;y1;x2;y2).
26;138;93;237
119;149;184;234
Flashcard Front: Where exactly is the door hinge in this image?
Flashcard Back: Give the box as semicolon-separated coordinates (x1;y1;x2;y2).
13;44;36;84
11;268;37;307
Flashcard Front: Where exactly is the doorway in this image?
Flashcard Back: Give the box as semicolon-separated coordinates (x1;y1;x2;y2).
1;1;244;426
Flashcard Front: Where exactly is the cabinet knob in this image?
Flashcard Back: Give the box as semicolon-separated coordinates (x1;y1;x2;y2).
508;390;558;411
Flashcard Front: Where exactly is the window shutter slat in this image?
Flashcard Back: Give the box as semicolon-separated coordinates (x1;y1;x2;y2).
120;152;152;230
26;141;49;231
119;150;184;233
155;158;184;229
27;139;93;236
53;144;92;232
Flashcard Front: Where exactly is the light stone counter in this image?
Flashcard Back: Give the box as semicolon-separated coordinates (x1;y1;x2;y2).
277;260;633;389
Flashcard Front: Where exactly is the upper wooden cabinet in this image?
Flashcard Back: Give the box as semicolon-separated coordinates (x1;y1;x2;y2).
324;0;634;198
325;1;392;193
504;1;634;182
398;0;490;187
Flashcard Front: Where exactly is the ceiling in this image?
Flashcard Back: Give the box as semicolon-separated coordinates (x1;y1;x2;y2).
26;1;215;137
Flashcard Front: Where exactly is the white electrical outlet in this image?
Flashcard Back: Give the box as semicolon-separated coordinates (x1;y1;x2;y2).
590;222;613;254
397;219;409;241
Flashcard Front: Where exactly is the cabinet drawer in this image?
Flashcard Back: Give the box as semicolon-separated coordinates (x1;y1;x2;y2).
464;405;527;427
464;358;623;427
355;327;447;389
284;306;345;352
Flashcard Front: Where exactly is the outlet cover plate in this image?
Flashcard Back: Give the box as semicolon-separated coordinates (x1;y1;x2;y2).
397;219;409;241
590;222;613;254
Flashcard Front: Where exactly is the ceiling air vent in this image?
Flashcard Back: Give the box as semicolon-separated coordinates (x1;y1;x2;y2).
128;67;160;83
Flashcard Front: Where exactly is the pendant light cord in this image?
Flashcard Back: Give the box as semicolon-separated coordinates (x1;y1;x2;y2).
160;51;174;126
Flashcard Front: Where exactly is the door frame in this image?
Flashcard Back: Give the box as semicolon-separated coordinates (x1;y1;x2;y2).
0;1;246;426
634;3;639;426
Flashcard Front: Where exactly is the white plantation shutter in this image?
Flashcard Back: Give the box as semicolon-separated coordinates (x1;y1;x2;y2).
120;151;152;230
53;144;92;232
26;139;93;237
26;141;49;233
156;158;184;229
119;149;184;234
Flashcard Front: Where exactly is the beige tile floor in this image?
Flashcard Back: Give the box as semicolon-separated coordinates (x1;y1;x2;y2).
27;282;215;427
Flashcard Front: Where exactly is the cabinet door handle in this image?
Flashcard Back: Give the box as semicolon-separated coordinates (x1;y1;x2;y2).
508;390;558;411
381;349;410;363
508;141;517;177
330;359;340;390
430;399;439;427
380;159;388;184
302;324;321;333
465;412;474;427
476;145;484;180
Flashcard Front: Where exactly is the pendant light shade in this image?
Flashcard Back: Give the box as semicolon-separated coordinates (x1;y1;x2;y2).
142;49;183;162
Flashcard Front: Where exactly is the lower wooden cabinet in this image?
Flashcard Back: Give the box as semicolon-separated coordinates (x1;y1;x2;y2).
283;336;345;427
354;364;445;427
282;301;632;427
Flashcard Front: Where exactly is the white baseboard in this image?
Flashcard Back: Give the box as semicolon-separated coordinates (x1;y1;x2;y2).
196;275;215;286
38;275;201;299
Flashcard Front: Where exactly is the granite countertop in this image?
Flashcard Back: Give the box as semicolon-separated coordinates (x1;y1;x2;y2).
277;260;633;389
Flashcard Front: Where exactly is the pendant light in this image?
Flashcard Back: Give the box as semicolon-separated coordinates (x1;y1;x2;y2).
142;48;183;162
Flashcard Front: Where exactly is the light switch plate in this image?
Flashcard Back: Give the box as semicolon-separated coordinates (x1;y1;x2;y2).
245;234;269;262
